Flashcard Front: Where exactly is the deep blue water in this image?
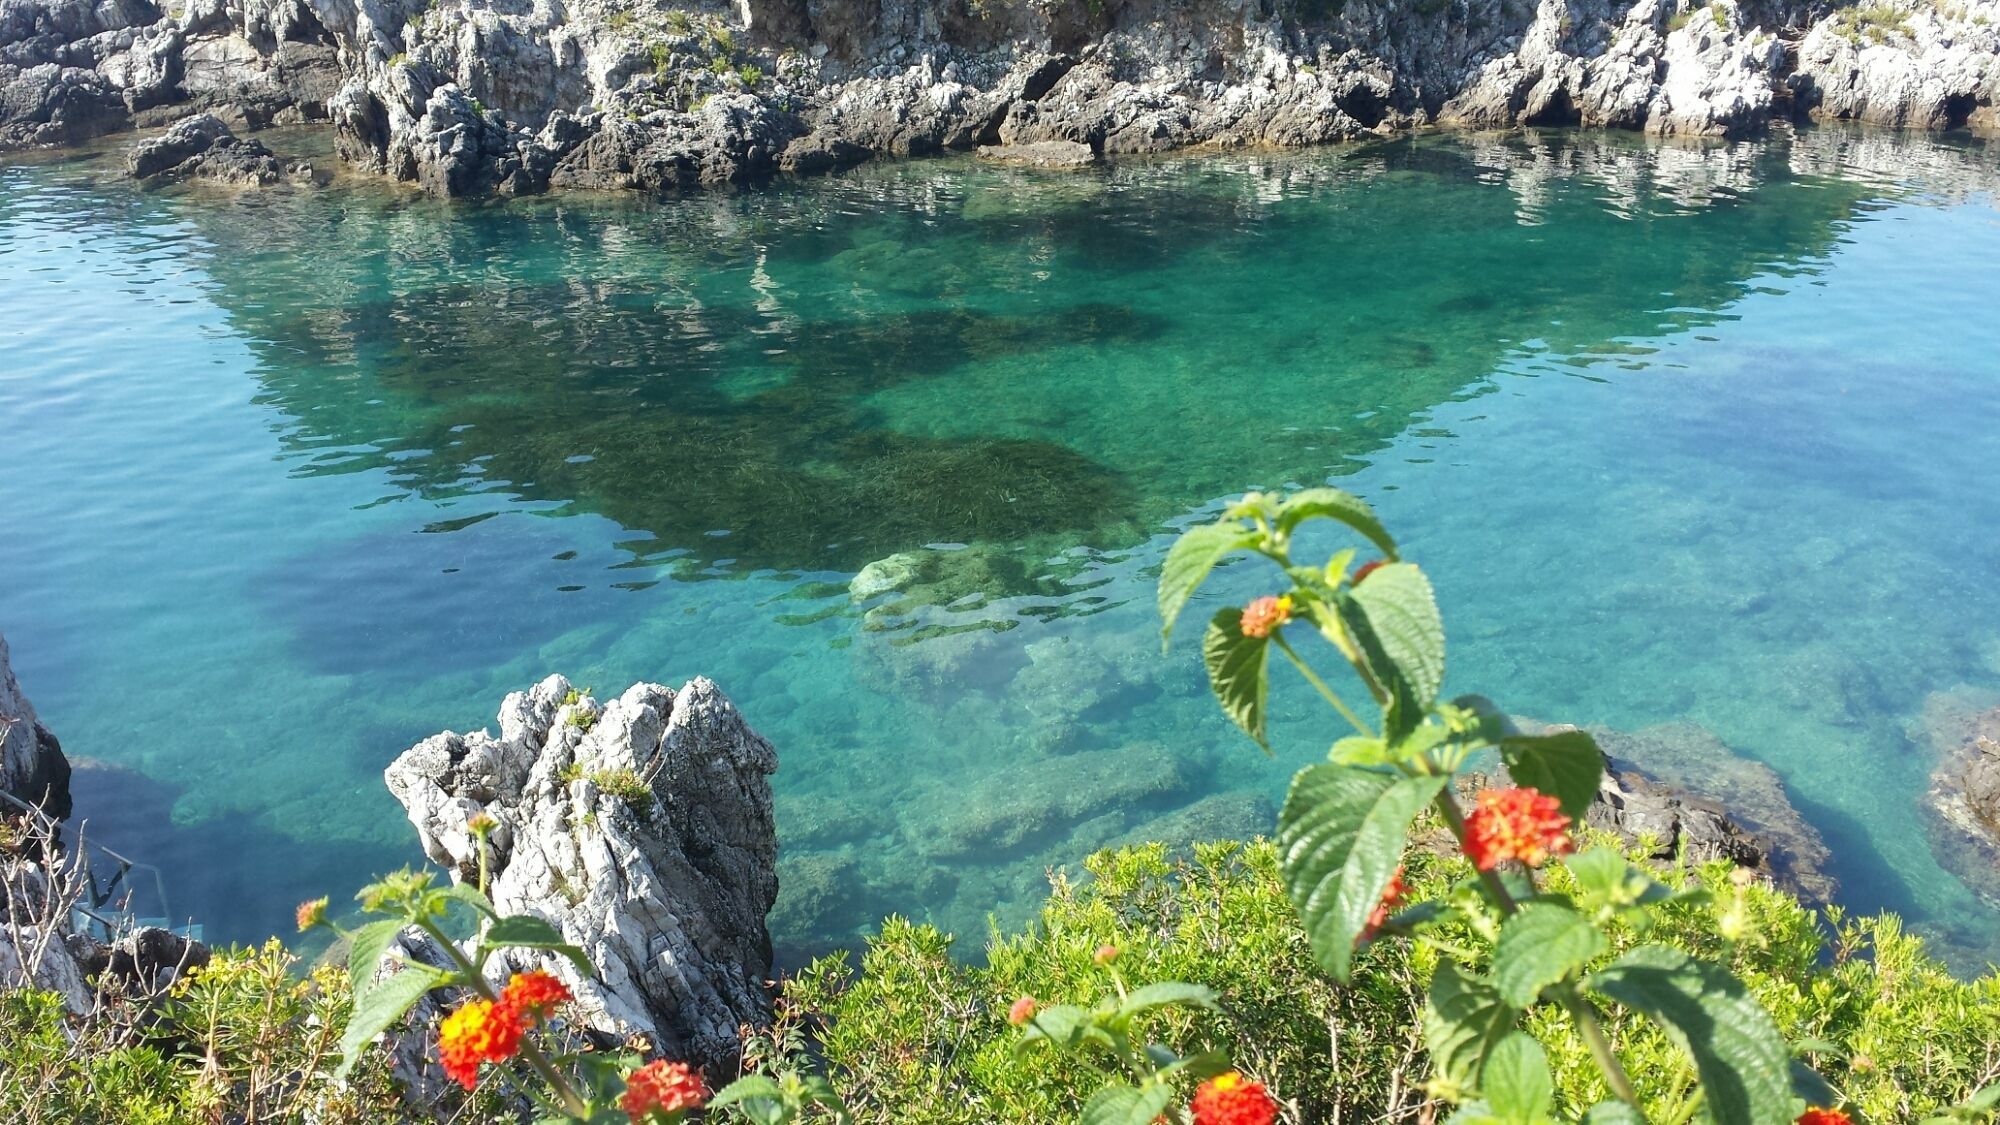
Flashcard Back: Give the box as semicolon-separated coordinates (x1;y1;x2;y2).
4;125;2000;969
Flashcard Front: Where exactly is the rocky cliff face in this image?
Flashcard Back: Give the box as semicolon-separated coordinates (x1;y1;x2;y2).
385;673;779;1074
0;632;69;819
3;0;1997;196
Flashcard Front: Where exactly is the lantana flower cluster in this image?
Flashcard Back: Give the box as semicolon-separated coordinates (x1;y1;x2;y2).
438;970;574;1089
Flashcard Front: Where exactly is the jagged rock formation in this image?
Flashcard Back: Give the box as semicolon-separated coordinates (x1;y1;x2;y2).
126;109;311;183
4;0;1998;197
385;673;779;1073
0;632;69;819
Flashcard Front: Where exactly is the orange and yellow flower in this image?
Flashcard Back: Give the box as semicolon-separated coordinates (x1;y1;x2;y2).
1464;787;1574;871
1239;595;1294;639
1191;1071;1278;1125
1007;995;1038;1026
620;1059;709;1123
437;997;526;1090
500;970;572;1025
1797;1110;1854;1125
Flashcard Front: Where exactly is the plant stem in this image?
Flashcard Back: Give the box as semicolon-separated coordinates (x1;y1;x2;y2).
1273;636;1373;738
1428;789;1645;1115
420;919;591;1120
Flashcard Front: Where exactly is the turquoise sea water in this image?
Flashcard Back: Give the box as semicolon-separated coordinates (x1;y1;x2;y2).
5;126;2000;969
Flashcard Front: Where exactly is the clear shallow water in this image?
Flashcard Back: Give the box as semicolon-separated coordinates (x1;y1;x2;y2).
5;126;2000;968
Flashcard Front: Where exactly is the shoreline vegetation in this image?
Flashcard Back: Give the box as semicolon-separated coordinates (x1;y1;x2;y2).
5;492;2000;1121
2;0;1998;198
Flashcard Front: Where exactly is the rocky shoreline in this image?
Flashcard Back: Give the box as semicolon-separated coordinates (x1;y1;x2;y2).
2;0;1996;198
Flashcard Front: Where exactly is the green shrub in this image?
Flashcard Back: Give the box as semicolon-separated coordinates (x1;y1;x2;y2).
788;838;2000;1123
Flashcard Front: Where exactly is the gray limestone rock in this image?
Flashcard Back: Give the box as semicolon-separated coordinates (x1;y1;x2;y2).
384;674;779;1073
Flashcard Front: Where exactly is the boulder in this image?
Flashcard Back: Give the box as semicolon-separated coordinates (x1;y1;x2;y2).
125;110;304;183
384;674;779;1073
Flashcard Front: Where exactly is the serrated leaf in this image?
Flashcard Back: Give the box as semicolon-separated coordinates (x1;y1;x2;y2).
1450;695;1519;744
1585;945;1791;1125
1274;487;1398;559
345;918;405;989
1500;731;1604;819
1080;1081;1173;1125
1424;963;1519;1091
1482;1033;1555;1124
1337;563;1443;740
336;960;451;1080
481;914;592;974
1158;522;1259;643
1204;608;1270;749
1492;902;1608;1008
1114;981;1218;1019
1278;765;1446;980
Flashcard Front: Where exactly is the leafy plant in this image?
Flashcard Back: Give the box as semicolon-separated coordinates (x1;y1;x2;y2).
1139;487;1831;1123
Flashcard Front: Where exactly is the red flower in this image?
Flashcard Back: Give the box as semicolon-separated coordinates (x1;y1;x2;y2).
1797;1110;1854;1125
437;997;526;1090
1093;944;1120;965
1007;995;1038;1025
1359;865;1407;944
1464;787;1574;871
620;1060;709;1123
1352;559;1386;585
500;970;572;1025
1240;595;1294;639
1192;1071;1278;1125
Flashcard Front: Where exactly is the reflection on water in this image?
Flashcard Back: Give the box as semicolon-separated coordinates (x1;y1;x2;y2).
4;126;2000;969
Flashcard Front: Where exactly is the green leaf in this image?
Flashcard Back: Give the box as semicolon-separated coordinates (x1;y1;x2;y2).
1114;981;1219;1020
1585;945;1792;1125
336;960;451;1079
1580;1103;1647;1125
1204;608;1271;750
1080;1081;1173;1125
1423;963;1519;1091
439;882;499;920
1278;765;1446;980
345;918;405;989
1337;562;1444;739
1491;901;1608;1008
1481;1033;1555;1124
1158;522;1259;643
1500;730;1604;820
1565;847;1672;914
1016;1003;1092;1051
1273;487;1398;559
480;914;592;974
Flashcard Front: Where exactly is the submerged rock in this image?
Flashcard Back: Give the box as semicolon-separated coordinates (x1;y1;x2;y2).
1918;690;2000;910
1445;720;1836;904
385;674;779;1073
975;139;1098;168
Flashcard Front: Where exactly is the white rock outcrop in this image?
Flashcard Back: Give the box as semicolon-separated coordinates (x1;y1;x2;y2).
385;673;779;1072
